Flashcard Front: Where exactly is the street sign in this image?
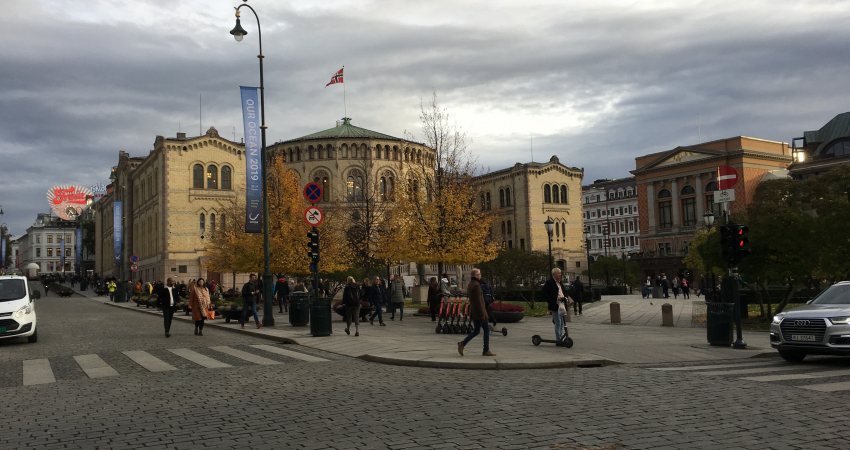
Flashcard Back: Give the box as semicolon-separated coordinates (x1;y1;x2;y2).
303;206;324;227
717;165;739;190
130;255;139;263
303;182;322;203
130;263;139;272
714;189;736;203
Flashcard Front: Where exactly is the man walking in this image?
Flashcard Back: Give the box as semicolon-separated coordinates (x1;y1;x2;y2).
457;268;495;357
241;273;262;329
542;268;568;343
571;275;584;316
275;276;289;314
156;278;179;338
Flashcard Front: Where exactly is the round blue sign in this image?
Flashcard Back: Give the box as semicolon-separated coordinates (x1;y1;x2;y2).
303;182;322;203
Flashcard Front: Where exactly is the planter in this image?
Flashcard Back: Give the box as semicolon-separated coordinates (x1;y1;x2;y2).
491;311;524;323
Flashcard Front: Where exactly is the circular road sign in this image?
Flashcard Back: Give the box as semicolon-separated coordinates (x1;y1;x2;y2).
303;182;323;203
717;165;739;190
130;263;139;272
303;206;325;227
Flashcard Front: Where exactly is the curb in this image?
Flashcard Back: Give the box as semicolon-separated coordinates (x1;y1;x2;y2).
359;353;618;370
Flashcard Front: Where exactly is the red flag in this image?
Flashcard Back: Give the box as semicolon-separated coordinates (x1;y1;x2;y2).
325;67;344;87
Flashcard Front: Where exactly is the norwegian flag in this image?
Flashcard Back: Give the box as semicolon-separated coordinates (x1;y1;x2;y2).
325;67;344;87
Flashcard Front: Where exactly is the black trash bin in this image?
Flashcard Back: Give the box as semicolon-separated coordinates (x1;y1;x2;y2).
310;297;332;337
706;302;734;346
289;293;310;326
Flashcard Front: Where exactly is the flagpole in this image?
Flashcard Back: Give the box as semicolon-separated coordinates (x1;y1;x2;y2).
343;65;347;118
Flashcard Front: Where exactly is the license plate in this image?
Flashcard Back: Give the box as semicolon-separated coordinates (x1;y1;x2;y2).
790;334;817;342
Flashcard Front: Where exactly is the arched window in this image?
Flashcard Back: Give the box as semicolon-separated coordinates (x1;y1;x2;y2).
322;176;329;201
485;192;491;210
505;187;512;207
347;170;364;201
681;185;695;195
507;220;512;235
561;222;566;239
199;213;206;236
206;165;218;189
499;189;505;207
221;214;226;230
192;164;204;188
552;185;560;203
555;222;560;239
705;181;718;192
221;166;232;190
210;213;216;232
501;221;506;236
384;146;390;159
544;184;551;203
388;174;395;200
560;185;568;204
480;193;486;211
375;145;381;159
380;177;387;201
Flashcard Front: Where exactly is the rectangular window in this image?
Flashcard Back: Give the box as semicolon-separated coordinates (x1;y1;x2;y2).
508;240;513;249
47;235;53;244
681;198;696;226
178;265;188;273
47;248;53;257
659;201;672;228
658;243;666;256
65;249;71;257
520;239;525;250
36;248;41;257
575;261;581;268
36;235;41;244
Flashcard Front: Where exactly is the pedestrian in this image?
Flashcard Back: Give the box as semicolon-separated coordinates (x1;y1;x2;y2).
367;276;386;326
681;277;690;299
571;276;584;315
643;276;652;299
189;278;211;336
480;277;496;327
457;268;494;357
107;279;116;302
672;276;680;299
275;276;290;313
542;268;569;343
661;274;669;298
342;276;360;336
389;274;406;321
156;277;179;338
241;273;262;329
427;277;440;321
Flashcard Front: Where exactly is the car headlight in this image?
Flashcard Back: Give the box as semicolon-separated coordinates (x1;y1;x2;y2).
772;313;786;325
13;304;33;320
829;317;850;325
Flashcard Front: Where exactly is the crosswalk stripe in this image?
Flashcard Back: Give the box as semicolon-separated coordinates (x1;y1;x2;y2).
168;348;232;369
650;362;776;372
123;350;177;372
801;380;850;392
23;359;55;386
741;369;850;382
210;346;281;366
250;344;330;362
74;354;119;378
696;366;804;376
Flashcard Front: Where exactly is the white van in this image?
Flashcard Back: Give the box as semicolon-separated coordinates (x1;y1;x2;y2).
0;275;39;343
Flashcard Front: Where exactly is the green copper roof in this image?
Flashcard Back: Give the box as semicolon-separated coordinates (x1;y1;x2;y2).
284;117;404;143
804;112;850;154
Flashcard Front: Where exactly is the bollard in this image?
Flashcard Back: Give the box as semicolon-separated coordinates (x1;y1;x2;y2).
662;303;674;327
610;302;621;324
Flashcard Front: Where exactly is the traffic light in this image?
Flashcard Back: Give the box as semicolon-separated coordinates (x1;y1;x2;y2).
306;227;320;263
720;223;750;265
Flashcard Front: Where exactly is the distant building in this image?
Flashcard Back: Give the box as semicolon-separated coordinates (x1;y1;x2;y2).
582;177;639;261
789;111;850;180
16;213;79;275
631;136;792;279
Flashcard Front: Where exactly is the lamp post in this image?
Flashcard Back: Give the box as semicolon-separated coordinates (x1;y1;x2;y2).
702;210;715;301
231;0;274;326
544;217;554;274
621;247;627;292
0;204;6;272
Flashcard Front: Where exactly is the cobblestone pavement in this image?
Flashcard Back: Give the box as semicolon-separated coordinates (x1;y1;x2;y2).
4;291;850;449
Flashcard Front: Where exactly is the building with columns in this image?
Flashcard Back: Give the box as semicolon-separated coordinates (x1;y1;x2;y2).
631;136;792;278
16;213;79;275
582;177;639;261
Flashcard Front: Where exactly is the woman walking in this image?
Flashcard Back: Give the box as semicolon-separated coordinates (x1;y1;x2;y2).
189;278;211;336
342;276;360;336
389;274;406;321
427;277;440;321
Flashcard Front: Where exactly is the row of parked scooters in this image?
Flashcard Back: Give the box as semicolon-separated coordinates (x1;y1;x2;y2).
435;297;508;336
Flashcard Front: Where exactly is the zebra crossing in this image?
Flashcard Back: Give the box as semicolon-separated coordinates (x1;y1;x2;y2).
646;358;850;392
18;344;330;387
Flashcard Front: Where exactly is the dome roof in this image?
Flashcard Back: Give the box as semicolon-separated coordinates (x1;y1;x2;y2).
283;117;405;143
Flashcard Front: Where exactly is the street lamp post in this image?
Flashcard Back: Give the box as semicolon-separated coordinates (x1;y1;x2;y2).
621;247;627;292
584;226;593;299
231;0;274;326
544;217;554;274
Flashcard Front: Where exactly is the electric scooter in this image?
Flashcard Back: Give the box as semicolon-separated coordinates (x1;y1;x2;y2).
435;298;449;334
531;307;573;348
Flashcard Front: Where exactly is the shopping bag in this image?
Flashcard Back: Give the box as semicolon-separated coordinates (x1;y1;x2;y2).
206;309;216;320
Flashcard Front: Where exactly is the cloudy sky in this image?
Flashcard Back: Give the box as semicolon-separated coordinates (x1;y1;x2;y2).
2;0;849;235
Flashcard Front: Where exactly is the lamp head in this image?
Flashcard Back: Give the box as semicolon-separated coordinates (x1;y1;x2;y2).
544;217;554;235
703;210;715;226
230;14;247;42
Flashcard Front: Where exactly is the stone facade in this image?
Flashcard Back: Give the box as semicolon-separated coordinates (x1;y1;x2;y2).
631;136;792;278
582;177;639;260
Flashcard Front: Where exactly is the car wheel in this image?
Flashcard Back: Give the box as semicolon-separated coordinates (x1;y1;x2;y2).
778;349;805;363
27;329;38;343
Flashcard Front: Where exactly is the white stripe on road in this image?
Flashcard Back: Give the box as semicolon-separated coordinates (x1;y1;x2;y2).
123;350;177;372
23;359;55;386
210;346;281;366
168;348;231;369
650;362;776;371
801;380;850;392
74;354;119;378
697;365;804;376
741;369;850;382
250;344;330;362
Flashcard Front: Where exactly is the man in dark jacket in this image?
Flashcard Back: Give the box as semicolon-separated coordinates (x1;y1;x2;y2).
241;274;262;329
275;276;290;314
457;268;494;357
542;268;567;342
571;276;584;315
156;278;179;338
481;278;496;327
367;276;386;326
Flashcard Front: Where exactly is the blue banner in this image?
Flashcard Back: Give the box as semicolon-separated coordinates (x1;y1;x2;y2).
75;227;83;271
113;201;123;266
240;86;262;234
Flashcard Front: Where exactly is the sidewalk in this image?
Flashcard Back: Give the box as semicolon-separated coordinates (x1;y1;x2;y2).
66;285;773;369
